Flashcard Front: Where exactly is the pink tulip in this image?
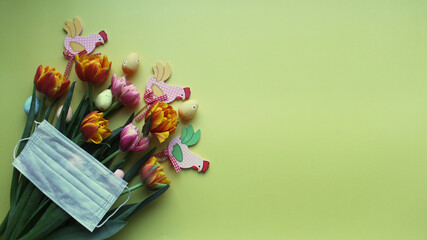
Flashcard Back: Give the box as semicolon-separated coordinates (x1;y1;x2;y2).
111;74;141;107
120;123;150;152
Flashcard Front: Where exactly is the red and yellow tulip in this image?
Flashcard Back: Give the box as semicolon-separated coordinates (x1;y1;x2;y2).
140;157;171;190
145;102;177;143
80;111;112;144
34;65;70;98
75;54;111;84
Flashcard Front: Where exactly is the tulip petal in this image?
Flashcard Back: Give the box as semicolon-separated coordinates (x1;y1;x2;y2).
92;68;109;84
81;123;99;141
85;62;99;82
37;72;58;98
34;65;43;84
153;131;169;143
52;79;70;98
75;61;86;81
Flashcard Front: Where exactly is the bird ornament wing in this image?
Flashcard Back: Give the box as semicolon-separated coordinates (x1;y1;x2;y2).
180;125;201;146
171;144;183;163
69;41;85;52
151;83;165;97
153;61;172;82
63;17;83;38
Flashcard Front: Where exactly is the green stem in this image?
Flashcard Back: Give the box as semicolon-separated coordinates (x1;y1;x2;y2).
103;100;122;117
101;149;121;164
88;82;94;112
72;133;85;146
121;182;143;196
35;95;46;122
43;98;59;122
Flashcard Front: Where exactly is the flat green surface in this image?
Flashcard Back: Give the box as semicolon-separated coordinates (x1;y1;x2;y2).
1;0;427;239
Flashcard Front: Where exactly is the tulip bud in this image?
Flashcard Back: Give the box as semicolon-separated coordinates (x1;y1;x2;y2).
140;157;170;190
75;54;111;84
111;74;141;107
120;123;150;152
145;102;177;143
80;111;112;144
34;65;70;98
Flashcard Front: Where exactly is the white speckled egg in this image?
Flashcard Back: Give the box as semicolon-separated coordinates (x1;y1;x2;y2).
122;53;140;76
178;100;199;120
95;89;113;111
56;105;73;123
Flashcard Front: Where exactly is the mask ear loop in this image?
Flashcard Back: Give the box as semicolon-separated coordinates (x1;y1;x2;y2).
13;138;30;160
13;121;42;159
96;186;131;228
34;121;42;128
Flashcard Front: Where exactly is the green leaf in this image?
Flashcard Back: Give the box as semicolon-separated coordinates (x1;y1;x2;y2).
113;184;170;221
124;112;135;126
35;95;46;122
123;147;156;182
11;186;45;239
71;100;89;139
10;83;37;209
65;91;87;137
142;114;152;137
17;197;51;239
90;127;123;161
44;98;59;121
19;203;70;240
172;144;183;162
2;184;35;239
185;129;201;146
55;81;76;132
110;152;134;172
44;220;127;240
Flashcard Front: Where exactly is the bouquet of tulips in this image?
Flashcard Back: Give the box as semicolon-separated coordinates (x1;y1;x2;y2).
0;53;176;240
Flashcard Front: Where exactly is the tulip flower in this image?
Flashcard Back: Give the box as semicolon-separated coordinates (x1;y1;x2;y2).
80;111;112;144
34;65;70;98
140;157;171;190
111;74;141;107
75;54;111;84
145;102;177;143
120;123;150;152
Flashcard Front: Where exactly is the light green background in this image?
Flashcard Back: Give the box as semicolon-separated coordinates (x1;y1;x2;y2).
1;0;426;239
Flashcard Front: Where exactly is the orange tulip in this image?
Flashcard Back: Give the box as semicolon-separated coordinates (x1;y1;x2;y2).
34;65;70;98
140;157;171;190
80;111;112;144
75;54;111;84
145;102;177;143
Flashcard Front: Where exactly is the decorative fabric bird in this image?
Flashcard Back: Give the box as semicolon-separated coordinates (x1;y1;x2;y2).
155;125;210;173
135;61;191;121
147;61;191;103
63;17;108;56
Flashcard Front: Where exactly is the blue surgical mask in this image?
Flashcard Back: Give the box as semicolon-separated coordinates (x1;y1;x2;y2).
12;120;129;232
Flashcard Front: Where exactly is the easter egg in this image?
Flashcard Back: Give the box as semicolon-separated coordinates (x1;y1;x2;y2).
24;96;39;115
95;89;113;111
56;105;73;123
178;100;199;120
122;52;140;76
